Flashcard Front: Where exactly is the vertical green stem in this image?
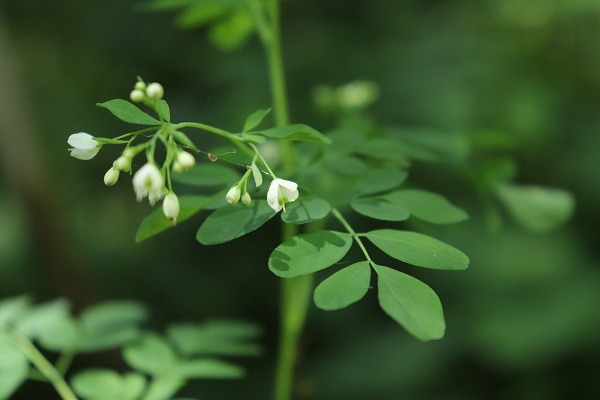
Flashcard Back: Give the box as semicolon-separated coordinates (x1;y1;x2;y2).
2;329;78;400
264;1;311;399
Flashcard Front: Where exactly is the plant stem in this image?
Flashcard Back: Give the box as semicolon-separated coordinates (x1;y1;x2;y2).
331;208;374;266
1;329;78;400
262;1;312;399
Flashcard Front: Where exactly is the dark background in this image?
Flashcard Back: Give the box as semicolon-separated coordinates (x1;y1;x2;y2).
1;0;599;399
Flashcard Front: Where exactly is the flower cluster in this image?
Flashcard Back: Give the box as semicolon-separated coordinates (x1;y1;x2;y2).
67;79;300;226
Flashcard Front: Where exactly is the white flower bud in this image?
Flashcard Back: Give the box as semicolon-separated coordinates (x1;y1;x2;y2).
241;192;252;206
226;185;242;204
130;89;145;103
134;81;146;91
176;151;196;170
67;132;101;160
162;192;180;223
104;167;120;186
146;82;164;100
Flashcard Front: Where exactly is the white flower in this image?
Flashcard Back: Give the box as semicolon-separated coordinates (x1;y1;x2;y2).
68;132;101;160
132;163;165;206
267;178;299;212
226;185;241;204
162;192;180;223
103;167;119;186
146;82;164;100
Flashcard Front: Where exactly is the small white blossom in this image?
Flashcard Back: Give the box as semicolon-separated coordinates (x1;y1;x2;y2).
132;163;165;206
162;192;180;223
146;82;164;100
267;178;299;212
104;167;120;186
226;186;241;204
68;132;101;160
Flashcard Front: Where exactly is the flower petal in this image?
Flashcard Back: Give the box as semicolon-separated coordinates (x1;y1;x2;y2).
267;180;283;212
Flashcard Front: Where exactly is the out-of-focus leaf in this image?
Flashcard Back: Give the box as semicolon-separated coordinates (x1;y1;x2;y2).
496;184;575;233
354;168;408;196
171;164;239;187
258;124;332;144
173;359;244;379
0;339;28;400
136;196;214;242
384;189;469;224
123;333;177;376
209;11;255;51
0;295;32;325
350;197;410;221
323;154;368;176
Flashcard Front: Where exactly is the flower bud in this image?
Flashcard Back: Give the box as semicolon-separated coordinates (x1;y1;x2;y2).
146;82;164;100
241;192;252;206
226;185;242;204
130;89;145;103
134;81;146;91
104;167;120;186
162;192;180;224
114;155;132;171
176;151;196;170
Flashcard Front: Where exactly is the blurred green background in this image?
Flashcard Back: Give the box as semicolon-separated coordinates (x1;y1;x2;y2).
1;0;600;399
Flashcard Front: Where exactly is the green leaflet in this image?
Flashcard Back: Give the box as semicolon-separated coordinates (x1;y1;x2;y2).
243;108;271;132
281;198;331;225
374;265;445;341
78;302;148;353
168;321;262;357
171;359;244;379
384;189;468;224
0;295;32;325
314;261;371;311
97;99;161;125
354;168;408;196
136;196;214;242
0;339;28;400
171;164;240;187
197;200;276;245
123;333;177;376
350;198;410;222
71;370;146;400
323;154;368;176
156;100;171;122
365;229;469;270
258;124;332;144
268;231;353;278
495;184;575;233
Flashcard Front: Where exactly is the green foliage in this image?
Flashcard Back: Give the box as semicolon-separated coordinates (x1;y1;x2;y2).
365;230;469;270
97;100;161;125
268;231;353;278
0;295;260;400
257;124;332;144
136;195;218;242
374;265;445;341
280;197;331;225
354;168;408;197
495;184;575;233
314;261;371;311
197;200;276;245
171;164;240;187
243;108;271;132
